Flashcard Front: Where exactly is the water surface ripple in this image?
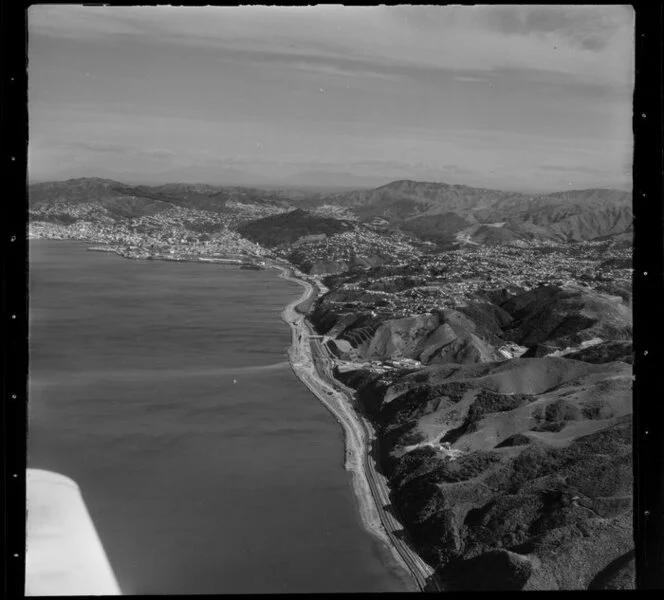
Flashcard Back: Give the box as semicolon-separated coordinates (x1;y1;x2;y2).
28;240;411;594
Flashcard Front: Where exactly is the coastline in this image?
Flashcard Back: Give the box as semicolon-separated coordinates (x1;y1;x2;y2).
273;263;440;592
36;238;435;590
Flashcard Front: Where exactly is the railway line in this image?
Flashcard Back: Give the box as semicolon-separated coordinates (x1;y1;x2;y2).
309;335;443;592
275;265;443;593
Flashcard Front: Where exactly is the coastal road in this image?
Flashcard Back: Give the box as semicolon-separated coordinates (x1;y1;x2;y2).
274;264;442;593
308;335;443;592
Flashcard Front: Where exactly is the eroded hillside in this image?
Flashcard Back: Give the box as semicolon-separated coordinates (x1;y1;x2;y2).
312;279;633;590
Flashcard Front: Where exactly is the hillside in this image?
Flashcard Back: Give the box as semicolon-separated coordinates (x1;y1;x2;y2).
29;178;178;219
318;279;633;589
323;180;632;244
399;213;473;245
29;177;633;246
237;208;355;248
29;178;298;220
311;284;632;366
341;357;633;590
499;284;632;350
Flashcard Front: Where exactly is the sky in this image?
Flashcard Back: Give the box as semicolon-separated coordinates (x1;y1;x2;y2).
28;5;634;192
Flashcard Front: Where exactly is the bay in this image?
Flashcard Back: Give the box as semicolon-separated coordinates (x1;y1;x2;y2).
27;240;411;594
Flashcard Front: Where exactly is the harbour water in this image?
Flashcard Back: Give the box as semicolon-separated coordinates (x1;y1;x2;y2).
27;240;411;594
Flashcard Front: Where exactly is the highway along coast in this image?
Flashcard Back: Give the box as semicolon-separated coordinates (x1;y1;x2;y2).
274;262;441;592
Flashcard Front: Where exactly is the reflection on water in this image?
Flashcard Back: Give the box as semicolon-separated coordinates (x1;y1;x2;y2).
28;241;411;594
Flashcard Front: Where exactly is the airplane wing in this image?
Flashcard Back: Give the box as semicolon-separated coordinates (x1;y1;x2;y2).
25;469;122;596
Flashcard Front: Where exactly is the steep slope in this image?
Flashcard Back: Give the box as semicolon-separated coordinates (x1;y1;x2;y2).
29;178;299;220
29;178;131;208
337;355;633;590
499;285;632;351
329;180;523;213
323;180;632;243
29;178;180;219
354;311;502;364
312;283;631;367
311;270;633;589
513;203;632;242
563;340;633;364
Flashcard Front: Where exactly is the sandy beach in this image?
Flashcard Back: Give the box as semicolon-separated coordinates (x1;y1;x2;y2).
273;264;440;592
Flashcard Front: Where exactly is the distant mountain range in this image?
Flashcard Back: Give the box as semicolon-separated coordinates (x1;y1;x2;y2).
282;170;394;189
29;177;633;245
321;180;633;245
236;180;632;247
28;177;305;218
30;167;393;190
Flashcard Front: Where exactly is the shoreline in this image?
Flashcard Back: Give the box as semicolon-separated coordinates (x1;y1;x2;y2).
36;238;436;591
272;263;440;592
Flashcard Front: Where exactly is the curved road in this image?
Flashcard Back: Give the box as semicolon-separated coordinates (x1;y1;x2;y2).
273;264;442;593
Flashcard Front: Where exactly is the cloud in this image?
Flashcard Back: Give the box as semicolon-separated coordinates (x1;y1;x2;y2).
29;5;634;87
453;76;489;83
67;141;128;155
288;60;400;81
28;5;145;39
61;141;176;160
478;5;632;51
27;7;633;193
214;46;404;81
538;164;609;174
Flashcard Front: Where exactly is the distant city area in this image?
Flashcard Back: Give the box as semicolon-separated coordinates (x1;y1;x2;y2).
28;178;632;369
29;177;631;305
29;200;279;263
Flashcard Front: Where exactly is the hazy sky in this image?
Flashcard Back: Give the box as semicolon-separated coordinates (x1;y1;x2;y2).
28;5;634;192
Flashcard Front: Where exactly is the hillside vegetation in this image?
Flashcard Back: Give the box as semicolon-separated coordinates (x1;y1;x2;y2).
29;175;634;590
314;279;633;590
321;180;632;245
30;177;632;247
237;208;354;248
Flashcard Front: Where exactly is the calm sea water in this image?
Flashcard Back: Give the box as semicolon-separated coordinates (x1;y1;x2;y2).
27;240;411;594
